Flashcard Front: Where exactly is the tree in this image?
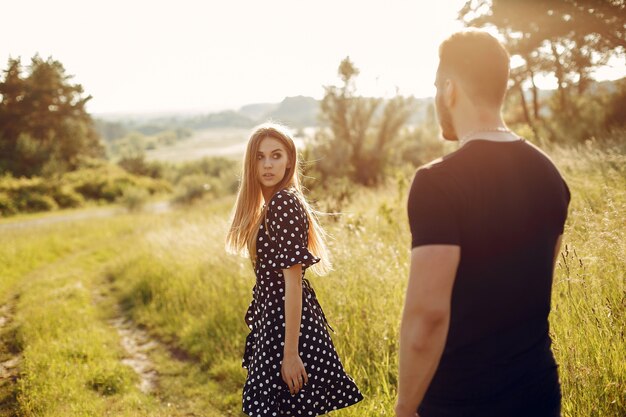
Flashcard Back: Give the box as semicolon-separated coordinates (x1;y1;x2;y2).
459;0;625;133
0;56;104;177
315;57;415;186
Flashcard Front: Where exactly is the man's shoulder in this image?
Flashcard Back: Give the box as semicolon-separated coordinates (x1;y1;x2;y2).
521;139;560;166
415;144;471;173
412;154;456;183
409;157;453;199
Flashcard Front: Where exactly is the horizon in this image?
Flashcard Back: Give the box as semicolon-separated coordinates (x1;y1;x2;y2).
91;73;625;120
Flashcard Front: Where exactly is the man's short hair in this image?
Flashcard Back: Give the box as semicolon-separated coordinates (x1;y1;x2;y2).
438;30;510;106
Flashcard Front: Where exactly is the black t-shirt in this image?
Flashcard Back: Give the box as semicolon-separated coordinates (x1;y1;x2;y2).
407;139;570;414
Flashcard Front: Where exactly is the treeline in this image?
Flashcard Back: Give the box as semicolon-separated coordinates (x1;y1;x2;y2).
300;0;626;203
0;56;240;216
0;56;104;178
461;0;626;142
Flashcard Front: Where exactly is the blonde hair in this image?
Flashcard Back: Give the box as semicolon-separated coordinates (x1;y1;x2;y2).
225;122;331;275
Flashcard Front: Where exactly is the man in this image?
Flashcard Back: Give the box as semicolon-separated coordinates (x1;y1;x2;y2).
395;30;570;417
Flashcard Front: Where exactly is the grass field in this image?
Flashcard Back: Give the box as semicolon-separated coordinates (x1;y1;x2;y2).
145;128;252;162
1;140;624;416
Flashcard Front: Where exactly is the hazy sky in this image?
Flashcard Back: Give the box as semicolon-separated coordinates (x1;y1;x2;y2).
2;0;624;115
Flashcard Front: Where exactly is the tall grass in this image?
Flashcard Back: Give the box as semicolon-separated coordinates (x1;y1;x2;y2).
548;140;625;416
1;216;149;416
107;197;250;411
4;139;621;416
0;220;127;302
1;215;226;417
107;139;625;416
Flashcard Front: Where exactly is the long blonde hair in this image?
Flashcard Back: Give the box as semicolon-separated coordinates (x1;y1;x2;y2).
225;122;331;275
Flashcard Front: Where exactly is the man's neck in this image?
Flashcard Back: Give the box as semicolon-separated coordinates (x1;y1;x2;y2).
453;107;506;142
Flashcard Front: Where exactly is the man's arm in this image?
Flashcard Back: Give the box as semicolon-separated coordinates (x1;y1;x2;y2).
553;234;563;271
395;245;461;417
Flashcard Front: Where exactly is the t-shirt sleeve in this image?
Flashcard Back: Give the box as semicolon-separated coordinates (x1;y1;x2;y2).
407;168;461;248
266;190;320;271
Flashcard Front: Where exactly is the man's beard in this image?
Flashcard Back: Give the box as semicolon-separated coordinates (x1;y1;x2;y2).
435;93;458;142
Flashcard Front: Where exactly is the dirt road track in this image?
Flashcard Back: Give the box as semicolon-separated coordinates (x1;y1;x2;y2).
0;201;170;232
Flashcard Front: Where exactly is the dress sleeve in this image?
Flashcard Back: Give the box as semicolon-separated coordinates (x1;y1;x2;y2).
266;190;320;271
407;168;461;248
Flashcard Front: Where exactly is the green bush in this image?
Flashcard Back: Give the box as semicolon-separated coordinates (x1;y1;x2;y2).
117;186;149;212
165;156;239;196
118;155;164;178
101;178;132;202
0;191;17;216
18;193;59;212
0;175;48;195
66;165;171;202
0;164;171;217
50;186;85;208
171;175;215;206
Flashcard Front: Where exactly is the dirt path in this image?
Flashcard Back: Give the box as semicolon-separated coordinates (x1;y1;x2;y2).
0;301;20;381
105;303;160;394
0;201;170;232
111;317;160;394
92;285;160;395
0;296;20;417
2;207;227;416
91;281;225;416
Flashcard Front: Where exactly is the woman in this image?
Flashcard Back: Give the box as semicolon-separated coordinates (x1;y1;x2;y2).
226;123;363;416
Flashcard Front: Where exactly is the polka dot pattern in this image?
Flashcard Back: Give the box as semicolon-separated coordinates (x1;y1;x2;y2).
242;188;363;416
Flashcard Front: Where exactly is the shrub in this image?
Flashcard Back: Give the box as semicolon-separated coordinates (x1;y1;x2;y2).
117;186;149;212
171;175;215;206
50;186;84;208
19;193;58;212
0;191;17;216
117;155;164;179
66;165;171;202
0;164;171;217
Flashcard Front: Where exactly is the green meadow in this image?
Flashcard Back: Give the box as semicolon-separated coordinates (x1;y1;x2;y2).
1;140;624;417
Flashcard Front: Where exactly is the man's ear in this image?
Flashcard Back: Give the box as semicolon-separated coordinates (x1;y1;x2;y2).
444;78;456;107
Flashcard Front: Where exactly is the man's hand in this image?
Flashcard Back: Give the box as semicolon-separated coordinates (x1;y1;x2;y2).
395;402;420;417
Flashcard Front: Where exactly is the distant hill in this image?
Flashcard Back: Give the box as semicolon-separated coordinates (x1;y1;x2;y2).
94;95;433;140
261;96;320;127
233;96;321;128
189;110;256;129
94;77;624;138
239;103;279;120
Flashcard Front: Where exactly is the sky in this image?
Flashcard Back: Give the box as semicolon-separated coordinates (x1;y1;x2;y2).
1;0;624;116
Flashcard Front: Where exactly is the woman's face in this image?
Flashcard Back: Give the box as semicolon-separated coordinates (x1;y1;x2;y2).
257;136;290;191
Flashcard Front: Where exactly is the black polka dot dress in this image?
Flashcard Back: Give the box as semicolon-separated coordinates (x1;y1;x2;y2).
242;188;363;416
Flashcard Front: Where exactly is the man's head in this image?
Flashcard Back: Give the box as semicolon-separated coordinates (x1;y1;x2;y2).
435;30;510;141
